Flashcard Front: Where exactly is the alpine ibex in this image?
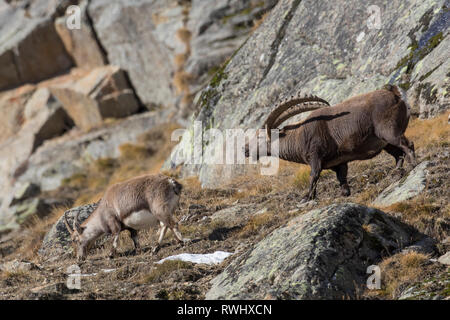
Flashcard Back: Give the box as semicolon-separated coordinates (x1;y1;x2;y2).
245;85;416;200
64;174;189;261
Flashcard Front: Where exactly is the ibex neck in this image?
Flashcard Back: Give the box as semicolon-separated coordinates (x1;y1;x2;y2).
277;131;305;164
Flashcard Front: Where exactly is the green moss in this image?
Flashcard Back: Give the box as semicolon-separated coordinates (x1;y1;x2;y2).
415;82;438;104
398;82;411;91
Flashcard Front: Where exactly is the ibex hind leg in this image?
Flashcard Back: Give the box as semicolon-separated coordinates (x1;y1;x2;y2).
303;158;322;201
382;135;416;167
332;163;350;197
384;144;406;168
127;228;141;255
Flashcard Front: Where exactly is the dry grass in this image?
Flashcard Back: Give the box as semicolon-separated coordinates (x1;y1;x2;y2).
173;71;194;94
238;211;278;238
375;252;430;298
14;206;70;260
383;196;449;241
176;27;192;44
174;53;189;69
251;11;270;32
406;112;450;150
140;260;193;284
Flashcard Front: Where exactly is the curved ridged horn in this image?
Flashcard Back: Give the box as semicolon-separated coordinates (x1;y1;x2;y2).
64;212;74;235
73;211;83;235
264;96;330;139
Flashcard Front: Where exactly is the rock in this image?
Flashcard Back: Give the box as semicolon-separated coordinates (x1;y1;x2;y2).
9;197;62;226
21;88;75;150
87;0;181;109
0;259;37;273
206;203;421;300
0;85;36;144
0;2;73;90
39;203;98;258
87;0;277;112
10;182;40;206
157;251;233;265
401;237;437;255
437;252;450;265
50;66;139;130
0;88;74;212
169;0;449;187
181;0;278;116
372;161;430;207
55;0;106;69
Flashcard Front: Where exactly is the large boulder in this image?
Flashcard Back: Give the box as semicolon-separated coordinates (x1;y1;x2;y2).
0;0;74;90
87;0;278;113
0;85;36;144
38;203;98;259
206;203;422;300
372;161;431;207
168;0;450;187
0;88;74;227
55;0;106;69
87;0;183;109
50;66;140;130
180;0;278;116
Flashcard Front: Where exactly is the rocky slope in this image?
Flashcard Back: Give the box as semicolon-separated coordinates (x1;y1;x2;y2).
0;0;448;301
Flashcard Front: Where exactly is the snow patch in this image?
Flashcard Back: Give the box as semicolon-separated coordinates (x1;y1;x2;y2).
157;251;233;265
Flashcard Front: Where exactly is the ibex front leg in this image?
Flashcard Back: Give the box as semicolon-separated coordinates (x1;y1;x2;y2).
152;222;167;255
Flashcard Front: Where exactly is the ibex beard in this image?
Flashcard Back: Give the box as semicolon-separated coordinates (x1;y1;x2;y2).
64;174;189;262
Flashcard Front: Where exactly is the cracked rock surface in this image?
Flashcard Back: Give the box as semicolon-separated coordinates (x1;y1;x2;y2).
206;203;422;300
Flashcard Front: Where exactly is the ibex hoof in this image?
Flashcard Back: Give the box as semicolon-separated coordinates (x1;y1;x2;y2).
151;245;160;255
181;238;191;246
341;187;351;197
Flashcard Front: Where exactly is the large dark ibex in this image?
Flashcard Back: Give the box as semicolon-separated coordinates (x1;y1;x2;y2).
245;85;416;200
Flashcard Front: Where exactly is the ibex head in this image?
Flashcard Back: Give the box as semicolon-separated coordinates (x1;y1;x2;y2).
244;94;330;160
64;212;88;261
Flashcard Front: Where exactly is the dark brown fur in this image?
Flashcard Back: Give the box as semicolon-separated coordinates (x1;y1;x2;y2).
247;86;416;200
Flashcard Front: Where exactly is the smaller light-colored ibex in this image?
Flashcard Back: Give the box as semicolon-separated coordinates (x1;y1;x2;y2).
64;174;189;261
